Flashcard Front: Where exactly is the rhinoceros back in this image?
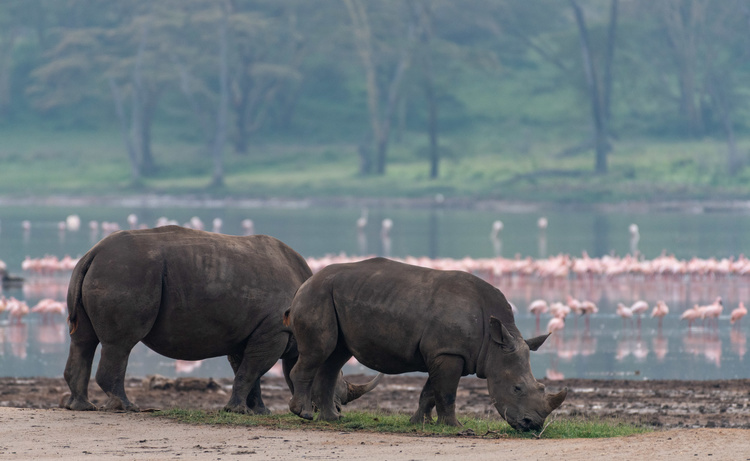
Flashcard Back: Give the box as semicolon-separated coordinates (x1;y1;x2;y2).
68;226;312;360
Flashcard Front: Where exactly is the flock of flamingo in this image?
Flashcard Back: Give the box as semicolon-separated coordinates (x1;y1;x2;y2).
2;212;749;377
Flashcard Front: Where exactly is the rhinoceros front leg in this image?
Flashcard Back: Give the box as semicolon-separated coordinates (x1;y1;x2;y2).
426;355;464;427
410;378;436;425
62;320;99;411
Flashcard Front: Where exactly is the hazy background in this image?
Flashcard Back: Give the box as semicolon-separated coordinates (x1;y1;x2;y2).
0;0;748;202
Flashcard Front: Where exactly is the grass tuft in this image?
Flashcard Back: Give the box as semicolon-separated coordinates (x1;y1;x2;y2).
153;409;651;439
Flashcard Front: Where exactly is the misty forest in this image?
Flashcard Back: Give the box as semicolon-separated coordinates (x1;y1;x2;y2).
0;0;748;201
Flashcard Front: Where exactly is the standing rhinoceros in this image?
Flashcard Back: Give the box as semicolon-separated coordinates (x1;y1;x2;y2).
62;225;377;414
286;257;567;431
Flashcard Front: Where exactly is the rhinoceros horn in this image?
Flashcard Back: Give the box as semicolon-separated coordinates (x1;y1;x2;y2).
546;388;568;412
343;373;383;404
525;332;551;351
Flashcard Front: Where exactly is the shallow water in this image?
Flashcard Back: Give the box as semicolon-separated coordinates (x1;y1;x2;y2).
0;204;748;380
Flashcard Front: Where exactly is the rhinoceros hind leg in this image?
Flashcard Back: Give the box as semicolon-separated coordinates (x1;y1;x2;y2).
310;348;352;422
289;309;340;421
62;315;99;411
61;393;97;411
95;343;139;412
427;355;464;427
409;378;436;425
224;333;287;414
245;379;270;415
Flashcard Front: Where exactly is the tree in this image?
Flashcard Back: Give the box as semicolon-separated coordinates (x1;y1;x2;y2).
569;0;618;174
342;0;417;175
411;0;439;179
638;0;750;173
168;0;232;187
226;1;306;155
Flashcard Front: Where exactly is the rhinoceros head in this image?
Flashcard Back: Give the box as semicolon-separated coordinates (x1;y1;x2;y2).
485;316;567;432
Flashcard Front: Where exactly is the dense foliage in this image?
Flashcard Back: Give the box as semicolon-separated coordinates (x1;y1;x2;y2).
0;0;748;195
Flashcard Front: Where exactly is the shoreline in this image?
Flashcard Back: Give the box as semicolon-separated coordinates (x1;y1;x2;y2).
3;194;750;214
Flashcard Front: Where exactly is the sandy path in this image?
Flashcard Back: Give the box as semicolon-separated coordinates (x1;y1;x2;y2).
1;408;749;461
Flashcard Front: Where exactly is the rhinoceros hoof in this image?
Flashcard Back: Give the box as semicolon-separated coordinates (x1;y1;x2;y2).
436;416;462;427
61;394;97;411
315;411;341;422
410;414;434;425
101;397;140;412
288;397;313;420
222;404;250;414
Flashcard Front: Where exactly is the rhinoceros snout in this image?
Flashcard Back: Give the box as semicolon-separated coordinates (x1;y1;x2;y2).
514;417;543;433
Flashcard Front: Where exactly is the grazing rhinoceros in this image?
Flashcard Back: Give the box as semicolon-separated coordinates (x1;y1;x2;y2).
62;225;377;414
286;257;567;432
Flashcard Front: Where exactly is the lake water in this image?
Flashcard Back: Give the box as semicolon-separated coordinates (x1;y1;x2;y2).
1;202;749;381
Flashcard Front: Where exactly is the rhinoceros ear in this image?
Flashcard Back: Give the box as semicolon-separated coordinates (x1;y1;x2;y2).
489;316;515;350
525;332;551;351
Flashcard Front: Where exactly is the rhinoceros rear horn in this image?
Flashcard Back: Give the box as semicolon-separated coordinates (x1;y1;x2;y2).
546;387;568;412
345;373;383;403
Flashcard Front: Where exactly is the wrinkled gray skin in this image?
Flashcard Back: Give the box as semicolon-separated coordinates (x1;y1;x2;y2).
61;226;376;414
287;257;568;432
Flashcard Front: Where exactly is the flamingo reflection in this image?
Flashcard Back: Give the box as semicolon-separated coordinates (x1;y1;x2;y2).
36;322;67;354
730;329;746;360
8;323;28;359
175;360;203;374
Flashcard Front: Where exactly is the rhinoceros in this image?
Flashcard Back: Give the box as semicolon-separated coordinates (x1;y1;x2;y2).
286;257;567;431
62;225;377;413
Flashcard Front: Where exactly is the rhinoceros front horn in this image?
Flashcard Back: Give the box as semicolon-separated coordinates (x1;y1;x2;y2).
546;387;568;412
344;373;383;404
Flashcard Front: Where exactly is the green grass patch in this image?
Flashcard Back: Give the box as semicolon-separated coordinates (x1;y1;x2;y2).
1;122;748;203
153;409;651;440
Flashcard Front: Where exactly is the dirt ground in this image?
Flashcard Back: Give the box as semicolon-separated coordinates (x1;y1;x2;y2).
2;375;750;460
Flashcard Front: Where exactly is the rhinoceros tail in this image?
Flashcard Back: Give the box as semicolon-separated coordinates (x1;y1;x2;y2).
66;249;96;335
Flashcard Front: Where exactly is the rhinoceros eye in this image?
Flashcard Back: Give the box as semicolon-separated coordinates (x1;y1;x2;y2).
513;385;523;395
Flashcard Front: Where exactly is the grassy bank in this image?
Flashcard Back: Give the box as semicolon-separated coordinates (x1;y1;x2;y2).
155;409;650;439
1;125;748;204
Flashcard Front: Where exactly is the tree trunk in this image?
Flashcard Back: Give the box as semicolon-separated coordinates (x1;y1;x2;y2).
707;76;741;175
661;1;704;136
0;29;18;120
232;77;250;154
414;0;439;179
602;0;618;123
375;42;412;175
139;89;159;176
211;3;229;188
343;0;381;176
130;23;148;174
108;77;141;184
570;0;607;174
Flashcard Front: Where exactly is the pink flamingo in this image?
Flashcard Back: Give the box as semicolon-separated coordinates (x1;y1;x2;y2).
701;296;723;328
579;300;598;329
680;304;703;328
630;300;649;328
616;303;634;328
547;316;565;333
730;302;747;326
566;295;583;315
549;302;570;320
6;297;29;324
650;300;669;329
528;299;548;331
